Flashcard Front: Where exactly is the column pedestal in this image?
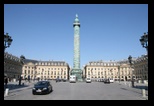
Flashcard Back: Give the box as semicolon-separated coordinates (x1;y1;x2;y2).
71;69;83;81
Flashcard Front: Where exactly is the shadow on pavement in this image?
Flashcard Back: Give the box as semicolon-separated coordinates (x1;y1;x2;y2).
4;84;29;91
134;85;148;91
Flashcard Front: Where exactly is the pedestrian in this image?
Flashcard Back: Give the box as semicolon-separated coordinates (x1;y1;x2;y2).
37;77;40;82
28;75;30;83
4;77;8;88
19;76;22;86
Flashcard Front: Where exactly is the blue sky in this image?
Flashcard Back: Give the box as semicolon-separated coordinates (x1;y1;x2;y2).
4;4;148;68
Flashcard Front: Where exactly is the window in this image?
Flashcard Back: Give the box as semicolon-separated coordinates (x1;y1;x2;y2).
45;62;47;65
98;72;100;75
88;71;90;75
58;63;60;65
101;72;103;75
64;71;66;75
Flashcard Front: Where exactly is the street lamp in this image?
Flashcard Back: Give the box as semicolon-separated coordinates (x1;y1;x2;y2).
4;33;13;52
128;55;134;87
118;64;120;83
140;32;148;54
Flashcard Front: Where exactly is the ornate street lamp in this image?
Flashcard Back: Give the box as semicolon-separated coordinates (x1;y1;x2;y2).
4;33;13;51
140;32;148;54
128;55;134;87
118;64;120;83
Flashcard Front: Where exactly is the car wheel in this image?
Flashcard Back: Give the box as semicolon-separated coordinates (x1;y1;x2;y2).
48;89;51;94
32;92;36;95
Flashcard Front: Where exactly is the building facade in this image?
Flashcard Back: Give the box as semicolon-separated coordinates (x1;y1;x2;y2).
22;59;70;80
133;54;148;81
4;52;24;82
4;52;148;82
83;55;148;82
84;60;133;81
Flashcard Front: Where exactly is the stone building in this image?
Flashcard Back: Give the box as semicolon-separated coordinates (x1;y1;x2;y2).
133;54;148;81
83;60;134;81
83;55;148;82
22;59;70;80
4;52;24;82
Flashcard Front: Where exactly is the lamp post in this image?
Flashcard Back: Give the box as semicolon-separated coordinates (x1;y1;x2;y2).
118;64;120;83
4;33;13;52
140;32;148;54
128;55;134;87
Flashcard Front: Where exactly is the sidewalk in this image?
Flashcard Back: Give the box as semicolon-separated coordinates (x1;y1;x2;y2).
4;80;37;97
115;81;148;100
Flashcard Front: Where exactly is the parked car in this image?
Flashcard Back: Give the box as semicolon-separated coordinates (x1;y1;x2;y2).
109;78;114;83
86;77;92;83
32;81;53;95
104;79;110;84
56;78;61;82
62;78;67;82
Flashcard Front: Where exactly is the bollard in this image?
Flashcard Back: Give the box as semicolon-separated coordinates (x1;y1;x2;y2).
142;89;146;97
22;83;24;86
4;88;9;96
128;83;131;87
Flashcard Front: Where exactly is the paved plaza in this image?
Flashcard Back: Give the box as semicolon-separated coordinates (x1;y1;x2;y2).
4;80;148;100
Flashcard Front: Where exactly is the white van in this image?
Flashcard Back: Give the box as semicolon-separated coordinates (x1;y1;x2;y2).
69;75;76;83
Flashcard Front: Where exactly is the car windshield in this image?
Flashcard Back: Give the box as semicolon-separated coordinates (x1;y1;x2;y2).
87;78;90;80
35;81;48;86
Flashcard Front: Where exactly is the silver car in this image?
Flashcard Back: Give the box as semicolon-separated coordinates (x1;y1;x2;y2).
86;78;91;83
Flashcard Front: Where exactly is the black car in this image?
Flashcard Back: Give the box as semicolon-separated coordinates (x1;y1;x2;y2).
104;79;110;84
32;81;53;95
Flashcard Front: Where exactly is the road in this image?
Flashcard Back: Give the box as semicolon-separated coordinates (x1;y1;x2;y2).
4;80;148;100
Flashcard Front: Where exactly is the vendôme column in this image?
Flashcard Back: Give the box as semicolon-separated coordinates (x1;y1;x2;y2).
71;14;83;81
